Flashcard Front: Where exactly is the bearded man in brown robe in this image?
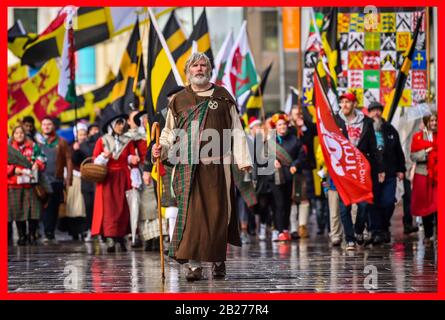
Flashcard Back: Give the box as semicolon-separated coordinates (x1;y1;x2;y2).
152;52;252;281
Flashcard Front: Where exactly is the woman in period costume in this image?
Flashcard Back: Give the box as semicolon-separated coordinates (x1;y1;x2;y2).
92;109;139;252
410;112;438;246
8;126;46;245
62;122;89;240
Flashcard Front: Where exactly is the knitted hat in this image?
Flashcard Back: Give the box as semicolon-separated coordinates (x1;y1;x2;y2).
367;101;384;111
248;116;261;129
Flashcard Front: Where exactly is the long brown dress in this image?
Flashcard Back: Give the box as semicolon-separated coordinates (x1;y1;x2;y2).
158;85;251;262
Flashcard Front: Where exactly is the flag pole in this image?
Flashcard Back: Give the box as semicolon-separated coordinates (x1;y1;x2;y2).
70;8;78;141
256;71;266;124
297;7;303;114
73;97;78;142
133;11;149;95
433;8;438;104
386;14;423;123
151;122;165;282
73;14;78;142
277;8;286;109
426;7;431;102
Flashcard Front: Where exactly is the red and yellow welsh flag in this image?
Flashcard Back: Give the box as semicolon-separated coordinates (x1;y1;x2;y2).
8;59;70;134
7;63;29;93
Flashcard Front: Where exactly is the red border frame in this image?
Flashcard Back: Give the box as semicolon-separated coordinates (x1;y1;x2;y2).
1;0;443;300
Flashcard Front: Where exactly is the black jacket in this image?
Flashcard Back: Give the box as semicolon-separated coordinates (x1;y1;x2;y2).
248;134;270;194
379;121;406;177
252;130;306;191
275;131;306;183
288;120;317;170
335;113;384;175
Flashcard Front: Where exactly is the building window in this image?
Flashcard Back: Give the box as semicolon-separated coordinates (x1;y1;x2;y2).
14;8;37;33
76;47;96;85
262;11;278;51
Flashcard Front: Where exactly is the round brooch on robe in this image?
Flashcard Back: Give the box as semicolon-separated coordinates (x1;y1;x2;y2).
208;100;218;110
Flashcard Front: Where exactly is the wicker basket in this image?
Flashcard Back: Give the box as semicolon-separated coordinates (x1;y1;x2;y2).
80;157;107;183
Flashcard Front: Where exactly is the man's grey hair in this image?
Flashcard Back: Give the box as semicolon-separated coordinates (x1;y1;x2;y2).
184;52;212;79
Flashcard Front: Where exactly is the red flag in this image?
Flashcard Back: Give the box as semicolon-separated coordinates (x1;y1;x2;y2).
33;87;70;120
314;71;373;205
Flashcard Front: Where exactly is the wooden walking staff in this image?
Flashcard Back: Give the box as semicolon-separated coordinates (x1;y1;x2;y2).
151;122;165;281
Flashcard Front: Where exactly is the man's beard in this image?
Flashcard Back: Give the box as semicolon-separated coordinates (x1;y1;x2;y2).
190;74;210;86
43;130;55;136
373;118;383;131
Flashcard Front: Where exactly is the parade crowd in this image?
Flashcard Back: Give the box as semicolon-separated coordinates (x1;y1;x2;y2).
8;53;438;280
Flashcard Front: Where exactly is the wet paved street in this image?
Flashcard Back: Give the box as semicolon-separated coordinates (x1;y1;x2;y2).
8;206;437;293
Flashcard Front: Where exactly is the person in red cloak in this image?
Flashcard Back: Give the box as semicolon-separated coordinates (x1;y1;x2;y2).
91;108;139;252
410;112;438;246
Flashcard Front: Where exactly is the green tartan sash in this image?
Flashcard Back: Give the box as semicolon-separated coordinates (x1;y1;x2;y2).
231;164;257;208
268;138;293;166
8;143;51;193
8;145;32;168
169;100;210;257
